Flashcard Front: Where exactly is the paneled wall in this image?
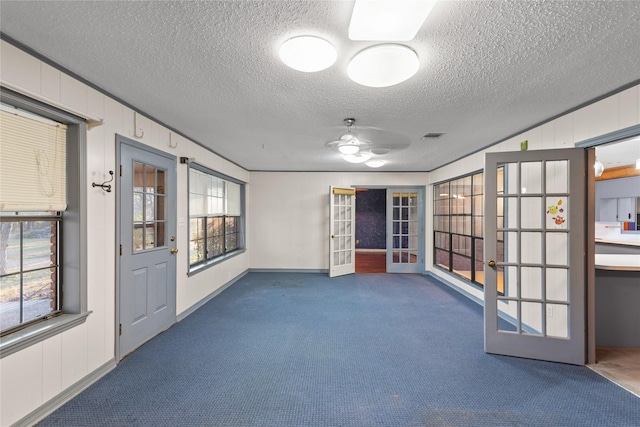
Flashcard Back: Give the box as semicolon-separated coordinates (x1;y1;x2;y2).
428;83;640;302
0;40;250;426
248;173;428;270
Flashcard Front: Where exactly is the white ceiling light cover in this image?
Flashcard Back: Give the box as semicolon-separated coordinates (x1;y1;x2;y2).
349;0;438;41
343;153;372;163
279;36;337;72
366;160;386;168
348;44;419;87
337;133;360;154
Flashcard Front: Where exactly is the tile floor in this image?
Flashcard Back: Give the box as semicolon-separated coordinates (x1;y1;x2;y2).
589;347;640;398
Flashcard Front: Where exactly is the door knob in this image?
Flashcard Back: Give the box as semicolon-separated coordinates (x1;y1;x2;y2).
487;260;496;268
170;248;179;254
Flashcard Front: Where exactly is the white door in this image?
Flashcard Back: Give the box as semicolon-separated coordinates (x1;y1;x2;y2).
484;148;592;365
329;186;356;277
386;189;424;273
119;138;177;358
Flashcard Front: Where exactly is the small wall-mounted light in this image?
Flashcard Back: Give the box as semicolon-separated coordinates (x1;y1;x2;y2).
180;157;195;164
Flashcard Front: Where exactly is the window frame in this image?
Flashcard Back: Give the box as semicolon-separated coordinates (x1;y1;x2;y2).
0;88;89;358
187;163;245;275
433;170;485;287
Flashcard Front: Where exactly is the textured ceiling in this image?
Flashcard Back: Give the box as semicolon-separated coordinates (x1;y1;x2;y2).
1;1;639;172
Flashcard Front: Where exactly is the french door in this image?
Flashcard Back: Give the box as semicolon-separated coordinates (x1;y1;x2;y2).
484;148;593;365
329;186;356;277
386;189;424;273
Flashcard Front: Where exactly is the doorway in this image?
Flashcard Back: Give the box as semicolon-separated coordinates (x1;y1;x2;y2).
355;188;386;273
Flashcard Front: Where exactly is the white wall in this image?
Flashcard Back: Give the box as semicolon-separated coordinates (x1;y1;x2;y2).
248;172;429;270
0;40;249;426
428;83;640;302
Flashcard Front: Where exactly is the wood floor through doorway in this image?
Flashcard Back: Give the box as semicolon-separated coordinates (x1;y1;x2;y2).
356;250;386;273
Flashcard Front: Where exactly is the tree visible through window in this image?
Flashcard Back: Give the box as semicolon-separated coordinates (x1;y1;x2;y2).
188;166;243;269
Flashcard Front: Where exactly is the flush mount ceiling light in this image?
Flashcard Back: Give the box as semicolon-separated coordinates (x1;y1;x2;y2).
279;36;337;72
366;160;386;168
348;44;419;87
349;0;438;41
343;152;372;163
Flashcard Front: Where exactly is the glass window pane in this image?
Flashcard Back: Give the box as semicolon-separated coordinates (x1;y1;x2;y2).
145;194;155;221
133;225;144;251
521;197;542;229
521;232;542;264
521;162;542;194
522;301;543;335
145;225;155;249
497;299;518;332
521;267;542;299
134;193;144;222
156;169;166;195
22;221;56;271
500;163;518;195
133;162;144;192
156;222;166;247
546;268;568;302
546;303;568;338
435;248;450;269
546;233;568;266
546;197;568;229
156;195;166;222
21;268;56;324
546;160;568;194
500;266;519;298
452;254;471;280
145;165;156;193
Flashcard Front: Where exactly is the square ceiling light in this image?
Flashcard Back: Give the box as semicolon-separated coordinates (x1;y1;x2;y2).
349;0;438;41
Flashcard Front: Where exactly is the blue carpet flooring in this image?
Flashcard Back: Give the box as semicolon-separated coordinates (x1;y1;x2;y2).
38;273;640;426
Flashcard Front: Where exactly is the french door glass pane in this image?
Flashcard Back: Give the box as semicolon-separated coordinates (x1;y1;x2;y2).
521;301;543;335
520;161;542;194
521;267;542;299
546;268;568;302
545;160;568;193
520;197;542;229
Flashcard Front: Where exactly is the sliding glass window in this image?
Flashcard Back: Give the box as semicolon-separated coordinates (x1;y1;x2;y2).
433;171;484;286
188;165;244;271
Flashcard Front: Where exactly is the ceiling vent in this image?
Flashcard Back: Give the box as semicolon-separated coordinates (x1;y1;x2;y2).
421;132;444;139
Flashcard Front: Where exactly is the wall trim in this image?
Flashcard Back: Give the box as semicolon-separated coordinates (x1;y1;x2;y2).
13;358;117;427
176;270;248;322
424;271;484;307
575;123;640;148
249;268;329;274
430;80;640;173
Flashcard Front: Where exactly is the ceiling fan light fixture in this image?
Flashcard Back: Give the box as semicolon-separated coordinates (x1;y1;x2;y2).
348;0;438;41
343;153;372;163
348;44;419;87
279;36;337;72
338;142;360;155
594;159;604;177
366;160;386;168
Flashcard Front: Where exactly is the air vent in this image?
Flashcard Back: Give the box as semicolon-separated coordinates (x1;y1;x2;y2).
421;132;444;139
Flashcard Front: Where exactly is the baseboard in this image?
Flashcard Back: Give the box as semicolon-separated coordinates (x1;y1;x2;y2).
424;271;484;307
249;268;329;274
14;358;117;427
177;270;249;322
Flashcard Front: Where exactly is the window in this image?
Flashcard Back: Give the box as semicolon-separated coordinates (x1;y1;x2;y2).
0;88;88;357
188;165;244;271
433;171;484;286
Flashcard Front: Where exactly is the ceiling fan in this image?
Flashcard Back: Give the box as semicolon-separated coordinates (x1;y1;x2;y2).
324;117;412;166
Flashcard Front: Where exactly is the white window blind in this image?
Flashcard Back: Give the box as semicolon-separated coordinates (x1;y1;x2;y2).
226;182;241;216
189;168;241;216
0;104;67;212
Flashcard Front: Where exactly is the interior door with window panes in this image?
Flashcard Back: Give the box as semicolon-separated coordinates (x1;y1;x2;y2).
484;148;592;365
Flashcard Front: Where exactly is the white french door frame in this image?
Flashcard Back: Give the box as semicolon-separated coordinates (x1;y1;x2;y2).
484;148;595;365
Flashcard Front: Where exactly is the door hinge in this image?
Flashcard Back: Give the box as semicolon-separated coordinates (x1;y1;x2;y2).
119;324;122;336
120;244;123;256
119;165;123;176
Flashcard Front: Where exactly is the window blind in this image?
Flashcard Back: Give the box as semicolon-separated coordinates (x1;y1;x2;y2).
0;105;67;212
189;168;241;217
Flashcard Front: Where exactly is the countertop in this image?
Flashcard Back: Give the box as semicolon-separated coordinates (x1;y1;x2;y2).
595;254;640;271
595;238;640;247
